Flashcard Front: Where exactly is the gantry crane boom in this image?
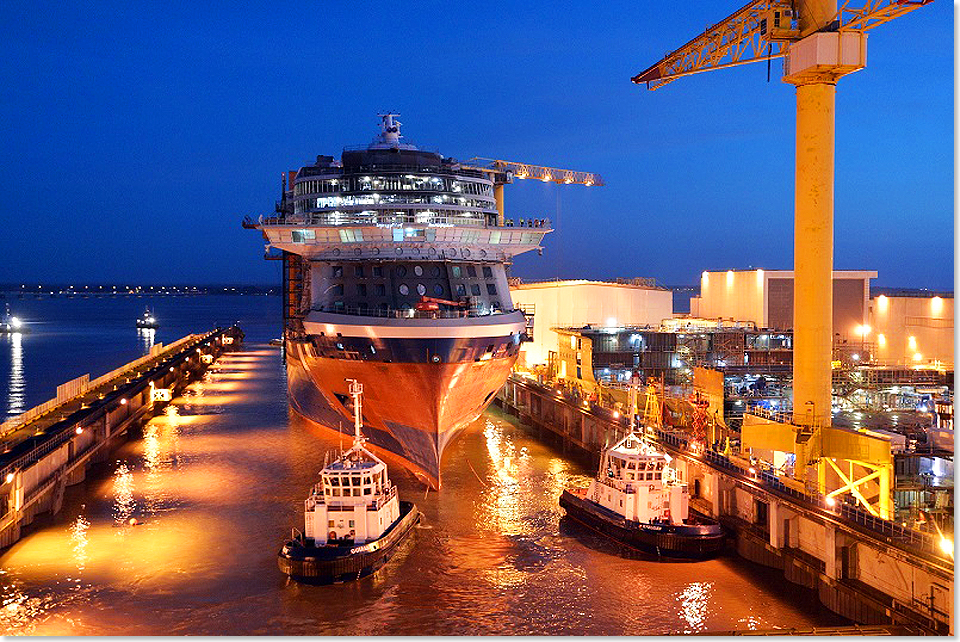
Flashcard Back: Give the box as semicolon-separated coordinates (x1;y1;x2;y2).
460;158;603;225
632;1;794;90
633;0;932;90
462;158;603;187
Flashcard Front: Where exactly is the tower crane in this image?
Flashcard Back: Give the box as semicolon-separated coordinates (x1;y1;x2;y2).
632;0;932;516
460;158;604;226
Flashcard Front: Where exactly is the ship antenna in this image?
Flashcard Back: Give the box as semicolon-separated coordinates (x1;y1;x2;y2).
346;378;364;448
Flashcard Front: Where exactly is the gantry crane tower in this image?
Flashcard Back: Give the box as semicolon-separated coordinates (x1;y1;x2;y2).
461;158;604;226
634;0;931;429
632;0;932;513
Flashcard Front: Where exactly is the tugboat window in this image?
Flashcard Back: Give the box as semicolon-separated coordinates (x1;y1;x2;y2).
399;284;409;295
414;265;423;276
375;284;386;296
355;265;364;278
373;266;383;277
471;284;481;296
396;265;407;277
466;265;477;277
451;266;461;278
417;284;426;296
433;284;444;296
332;266;343;277
487;284;497;295
357;284;367;296
457;284;466;297
431;265;442;277
482;266;493;278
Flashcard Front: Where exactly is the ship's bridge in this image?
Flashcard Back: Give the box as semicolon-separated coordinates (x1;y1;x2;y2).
253;218;551;263
248;115;553;262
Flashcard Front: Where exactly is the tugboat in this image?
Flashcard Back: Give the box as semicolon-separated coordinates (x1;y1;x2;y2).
560;431;724;559
136;308;159;329
278;379;420;584
560;380;725;560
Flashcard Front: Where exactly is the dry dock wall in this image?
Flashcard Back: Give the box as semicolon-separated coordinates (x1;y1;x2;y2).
0;327;243;550
496;376;953;634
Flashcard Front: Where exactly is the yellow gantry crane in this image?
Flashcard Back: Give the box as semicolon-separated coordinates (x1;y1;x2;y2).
633;0;932;518
461;158;604;226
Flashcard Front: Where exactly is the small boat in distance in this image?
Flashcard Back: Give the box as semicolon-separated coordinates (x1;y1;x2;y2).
278;379;420;584
136;308;159;329
0;304;26;334
560;426;724;559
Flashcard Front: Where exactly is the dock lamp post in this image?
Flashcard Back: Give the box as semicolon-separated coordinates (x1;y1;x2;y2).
855;324;871;362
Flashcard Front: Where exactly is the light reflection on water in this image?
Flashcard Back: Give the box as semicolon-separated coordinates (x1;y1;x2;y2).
6;332;25;419
137;327;155;356
0;346;847;635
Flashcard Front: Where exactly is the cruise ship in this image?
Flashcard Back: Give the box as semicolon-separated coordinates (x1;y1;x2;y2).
245;115;555;487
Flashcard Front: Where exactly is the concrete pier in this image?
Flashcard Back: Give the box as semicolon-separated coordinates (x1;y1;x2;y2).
0;326;244;550
497;375;953;634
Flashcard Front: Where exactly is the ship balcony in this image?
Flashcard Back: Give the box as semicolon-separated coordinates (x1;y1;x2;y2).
254;217;551;262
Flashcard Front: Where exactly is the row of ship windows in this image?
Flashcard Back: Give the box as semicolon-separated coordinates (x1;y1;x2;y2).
330;264;494;279
294;176;492;196
289;227;543;246
299;195;494;211
326;282;498;297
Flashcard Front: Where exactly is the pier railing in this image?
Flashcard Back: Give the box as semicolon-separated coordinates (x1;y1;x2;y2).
0;335;199;438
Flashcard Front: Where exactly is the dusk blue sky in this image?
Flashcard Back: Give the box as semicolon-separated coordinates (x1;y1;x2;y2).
0;2;953;288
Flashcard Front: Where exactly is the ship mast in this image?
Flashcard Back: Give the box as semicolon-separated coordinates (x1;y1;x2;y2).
347;378;364;447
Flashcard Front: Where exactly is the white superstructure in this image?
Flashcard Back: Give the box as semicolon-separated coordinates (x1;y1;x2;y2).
587;432;689;526
302;380;401;545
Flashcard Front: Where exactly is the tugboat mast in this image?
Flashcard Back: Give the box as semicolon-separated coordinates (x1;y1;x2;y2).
347;378;364;446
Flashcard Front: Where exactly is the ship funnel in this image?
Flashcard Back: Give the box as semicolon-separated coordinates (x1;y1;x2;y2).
377;113;402;147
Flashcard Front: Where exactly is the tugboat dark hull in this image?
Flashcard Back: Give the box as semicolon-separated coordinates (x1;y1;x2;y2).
277;501;420;584
559;490;725;559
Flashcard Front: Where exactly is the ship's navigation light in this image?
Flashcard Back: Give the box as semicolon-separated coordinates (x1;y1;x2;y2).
10;317;21;329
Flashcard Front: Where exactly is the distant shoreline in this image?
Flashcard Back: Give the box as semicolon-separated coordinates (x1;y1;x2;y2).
0;285;281;296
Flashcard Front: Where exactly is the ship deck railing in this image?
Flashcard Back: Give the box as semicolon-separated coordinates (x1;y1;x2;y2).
305;485;398;511
312;305;520;321
251;213;551;230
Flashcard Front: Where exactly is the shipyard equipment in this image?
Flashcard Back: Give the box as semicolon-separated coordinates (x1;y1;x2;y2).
633;0;932;516
461;158;604;226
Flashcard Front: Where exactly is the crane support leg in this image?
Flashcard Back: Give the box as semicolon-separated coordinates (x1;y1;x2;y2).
494;183;505;226
792;80;835;428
